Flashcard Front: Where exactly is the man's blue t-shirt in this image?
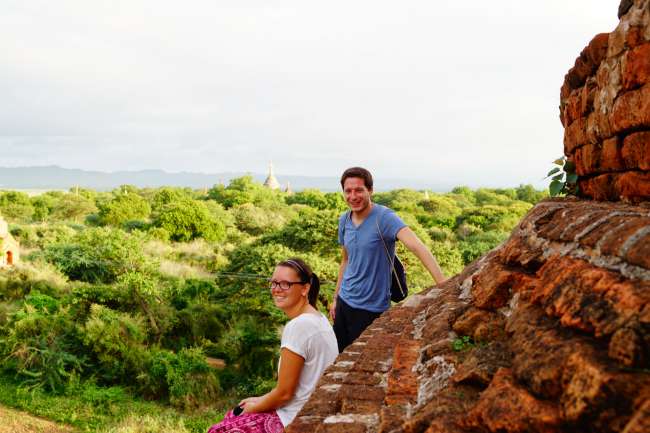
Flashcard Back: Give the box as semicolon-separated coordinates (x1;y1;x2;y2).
337;204;407;313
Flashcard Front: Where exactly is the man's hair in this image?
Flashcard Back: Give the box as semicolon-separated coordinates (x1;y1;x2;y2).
340;167;373;190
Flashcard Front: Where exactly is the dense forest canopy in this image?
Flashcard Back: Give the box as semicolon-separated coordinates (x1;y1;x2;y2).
0;178;547;431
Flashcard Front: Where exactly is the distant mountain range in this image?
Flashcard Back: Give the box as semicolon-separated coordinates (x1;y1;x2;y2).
0;166;450;192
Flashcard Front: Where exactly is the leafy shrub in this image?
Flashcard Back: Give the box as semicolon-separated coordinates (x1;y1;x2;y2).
0;262;68;301
458;231;509;264
0;191;34;220
99;194;151;227
80;304;149;381
230;203;284;236
208;176;282;209
140;348;219;409
43;228;154;284
154;199;225;242
264;207;339;256
49;194;98;222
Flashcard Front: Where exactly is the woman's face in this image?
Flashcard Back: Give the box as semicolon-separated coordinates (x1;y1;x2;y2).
270;265;309;312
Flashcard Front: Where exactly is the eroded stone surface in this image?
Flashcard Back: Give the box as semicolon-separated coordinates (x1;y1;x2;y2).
287;199;649;433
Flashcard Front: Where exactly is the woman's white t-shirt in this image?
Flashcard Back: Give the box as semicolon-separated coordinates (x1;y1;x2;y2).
276;313;338;426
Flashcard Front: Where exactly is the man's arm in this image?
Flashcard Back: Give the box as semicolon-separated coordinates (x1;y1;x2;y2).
330;246;348;321
396;227;447;285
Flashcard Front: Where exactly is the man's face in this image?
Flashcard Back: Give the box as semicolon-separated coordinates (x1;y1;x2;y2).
343;177;372;213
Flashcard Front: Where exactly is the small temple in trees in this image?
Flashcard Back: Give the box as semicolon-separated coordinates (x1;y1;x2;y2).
0;215;19;266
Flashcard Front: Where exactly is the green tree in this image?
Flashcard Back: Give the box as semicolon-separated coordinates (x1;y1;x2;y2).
515;184;548;204
264;208;340;256
0;191;34;220
98;193;151;226
150;188;194;213
230;203;285;236
50;193;98;222
153;199;225;242
208;176;282;208
43;228;154;283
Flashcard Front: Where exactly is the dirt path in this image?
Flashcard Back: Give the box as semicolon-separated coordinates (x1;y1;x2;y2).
0;405;75;433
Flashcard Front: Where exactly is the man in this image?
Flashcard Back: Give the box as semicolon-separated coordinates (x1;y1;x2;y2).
330;167;447;353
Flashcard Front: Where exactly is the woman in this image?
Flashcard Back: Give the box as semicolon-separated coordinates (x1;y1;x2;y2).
208;258;338;433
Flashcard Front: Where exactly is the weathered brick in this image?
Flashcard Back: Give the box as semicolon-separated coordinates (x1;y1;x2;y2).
579;173;619;200
337;372;380;386
557;209;612;241
340;398;382;415
626;231;650;269
338;384;385;402
318;422;367;433
564;116;589;154
599;217;650;257
453;307;506;342
625;25;646;49
464;368;562;433
615;171;650;202
298;395;342;417
611;84;650;135
622;131;650;170
608;326;646;367
386;340;419;404
562;89;585;127
471;262;522;309
379;404;407;433
621;398;650;433
286;416;324;433
623;43;650;90
532;256;649;337
579;215;630;247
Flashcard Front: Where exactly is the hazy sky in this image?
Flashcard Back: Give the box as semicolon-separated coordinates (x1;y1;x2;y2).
0;1;620;189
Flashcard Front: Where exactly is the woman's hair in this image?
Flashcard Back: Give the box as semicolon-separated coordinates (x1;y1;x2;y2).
276;257;320;307
340;166;373;190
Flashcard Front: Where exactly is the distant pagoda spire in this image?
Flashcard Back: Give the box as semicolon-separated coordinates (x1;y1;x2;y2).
263;162;281;190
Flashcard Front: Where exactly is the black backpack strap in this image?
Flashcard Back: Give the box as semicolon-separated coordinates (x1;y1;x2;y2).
341;211;351;243
375;211;405;296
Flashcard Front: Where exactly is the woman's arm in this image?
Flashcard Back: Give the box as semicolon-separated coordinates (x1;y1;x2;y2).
240;348;305;413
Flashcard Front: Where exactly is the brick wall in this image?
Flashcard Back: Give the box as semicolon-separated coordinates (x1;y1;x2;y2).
288;200;650;433
560;0;650;202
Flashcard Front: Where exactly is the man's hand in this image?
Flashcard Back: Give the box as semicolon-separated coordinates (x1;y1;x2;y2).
329;298;337;321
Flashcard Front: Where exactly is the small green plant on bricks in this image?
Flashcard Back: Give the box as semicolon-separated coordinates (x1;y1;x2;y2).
451;335;475;352
546;157;579;196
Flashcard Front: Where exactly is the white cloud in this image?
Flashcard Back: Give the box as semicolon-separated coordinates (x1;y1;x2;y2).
0;0;620;188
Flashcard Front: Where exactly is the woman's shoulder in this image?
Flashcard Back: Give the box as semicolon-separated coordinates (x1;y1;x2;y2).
285;313;328;332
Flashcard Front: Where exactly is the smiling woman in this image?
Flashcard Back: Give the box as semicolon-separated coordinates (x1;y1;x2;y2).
207;258;338;433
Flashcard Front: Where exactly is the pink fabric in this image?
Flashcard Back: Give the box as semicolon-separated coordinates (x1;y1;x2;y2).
207;410;284;433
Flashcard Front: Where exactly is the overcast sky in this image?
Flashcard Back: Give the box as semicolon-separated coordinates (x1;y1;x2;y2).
0;1;620;189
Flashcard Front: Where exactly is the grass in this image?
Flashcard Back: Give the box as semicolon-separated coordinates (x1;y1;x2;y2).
0;405;74;433
0;375;234;433
159;259;213;279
